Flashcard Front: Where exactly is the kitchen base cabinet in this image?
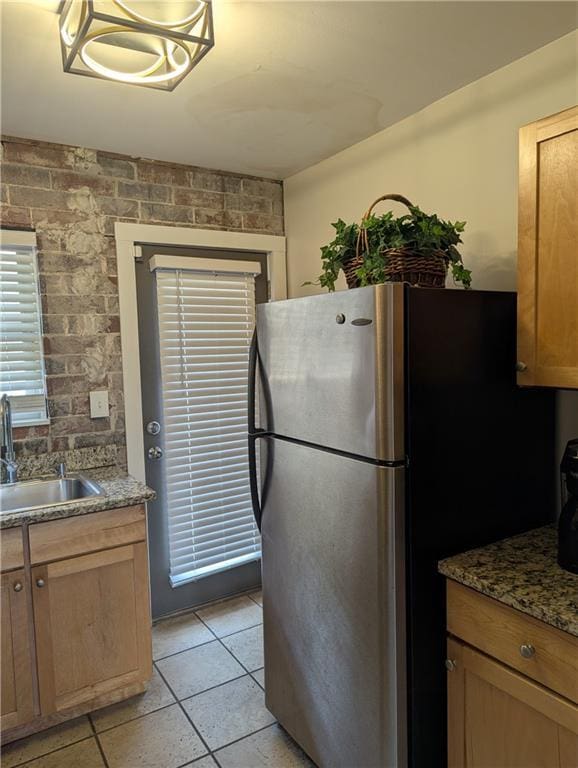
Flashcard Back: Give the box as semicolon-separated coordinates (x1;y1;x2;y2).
446;582;578;768
33;542;151;716
0;570;35;732
0;505;152;744
447;638;578;768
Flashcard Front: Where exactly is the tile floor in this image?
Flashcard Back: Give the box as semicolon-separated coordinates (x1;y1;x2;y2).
1;590;314;768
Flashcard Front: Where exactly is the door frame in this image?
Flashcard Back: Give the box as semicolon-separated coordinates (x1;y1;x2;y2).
115;221;287;481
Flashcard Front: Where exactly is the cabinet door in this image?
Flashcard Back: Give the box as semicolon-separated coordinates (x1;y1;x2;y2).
1;570;35;730
517;105;578;388
32;543;152;716
447;638;578;768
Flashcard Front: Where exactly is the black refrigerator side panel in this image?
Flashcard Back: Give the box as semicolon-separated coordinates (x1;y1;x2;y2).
404;287;556;768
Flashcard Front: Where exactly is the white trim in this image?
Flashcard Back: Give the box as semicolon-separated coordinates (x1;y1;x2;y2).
0;230;37;248
149;255;262;275
0;231;49;426
115;222;286;481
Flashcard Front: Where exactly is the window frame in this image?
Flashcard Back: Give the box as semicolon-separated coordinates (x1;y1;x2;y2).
0;229;49;427
115;221;286;483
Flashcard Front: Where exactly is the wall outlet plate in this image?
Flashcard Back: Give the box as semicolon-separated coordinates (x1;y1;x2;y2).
89;390;109;419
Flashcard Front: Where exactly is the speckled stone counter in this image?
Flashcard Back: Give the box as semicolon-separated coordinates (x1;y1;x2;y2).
439;526;578;637
0;468;155;529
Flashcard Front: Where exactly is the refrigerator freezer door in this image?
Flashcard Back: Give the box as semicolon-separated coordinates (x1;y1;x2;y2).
256;284;405;462
261;437;406;768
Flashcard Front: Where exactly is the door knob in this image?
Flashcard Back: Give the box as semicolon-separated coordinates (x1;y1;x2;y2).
520;644;535;659
147;446;163;460
36;578;45;588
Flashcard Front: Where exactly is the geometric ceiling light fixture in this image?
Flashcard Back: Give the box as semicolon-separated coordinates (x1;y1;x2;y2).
58;1;214;91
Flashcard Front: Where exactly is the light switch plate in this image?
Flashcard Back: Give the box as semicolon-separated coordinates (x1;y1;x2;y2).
89;390;109;419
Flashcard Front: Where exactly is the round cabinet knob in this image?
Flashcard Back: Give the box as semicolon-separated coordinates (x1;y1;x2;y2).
516;361;528;373
13;581;23;592
146;421;161;436
520;643;535;659
335;313;346;325
36;578;45;588
445;659;457;672
147;446;163;460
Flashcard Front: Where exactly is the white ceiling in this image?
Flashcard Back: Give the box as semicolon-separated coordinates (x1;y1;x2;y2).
1;1;576;179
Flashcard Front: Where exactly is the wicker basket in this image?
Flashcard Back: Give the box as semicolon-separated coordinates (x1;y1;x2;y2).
343;194;448;289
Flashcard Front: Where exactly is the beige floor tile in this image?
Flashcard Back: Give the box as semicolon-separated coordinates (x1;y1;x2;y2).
98;704;207;768
153;611;214;660
184;757;218;767
196;596;262;638
1;716;92;768
182;675;275;751
12;739;105;768
249;589;263;606
90;668;175;732
251;667;265;689
214;723;314;767
157;640;245;700
222;625;264;671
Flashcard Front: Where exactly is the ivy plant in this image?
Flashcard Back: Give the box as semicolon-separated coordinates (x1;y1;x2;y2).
307;205;472;291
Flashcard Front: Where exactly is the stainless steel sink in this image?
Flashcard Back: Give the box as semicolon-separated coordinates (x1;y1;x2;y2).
0;476;105;515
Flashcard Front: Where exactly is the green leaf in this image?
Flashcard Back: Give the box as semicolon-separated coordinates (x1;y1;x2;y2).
307;203;471;289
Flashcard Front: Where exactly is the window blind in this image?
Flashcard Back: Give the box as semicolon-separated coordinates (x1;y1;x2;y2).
155;266;261;585
0;236;48;425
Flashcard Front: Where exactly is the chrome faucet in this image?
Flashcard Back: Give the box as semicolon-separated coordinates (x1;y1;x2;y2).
0;394;18;484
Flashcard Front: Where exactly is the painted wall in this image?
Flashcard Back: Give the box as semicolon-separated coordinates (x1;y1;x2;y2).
284;30;578;470
0;137;283;472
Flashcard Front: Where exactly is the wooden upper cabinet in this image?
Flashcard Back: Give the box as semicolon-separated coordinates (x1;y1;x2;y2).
517;105;578;388
1;570;35;731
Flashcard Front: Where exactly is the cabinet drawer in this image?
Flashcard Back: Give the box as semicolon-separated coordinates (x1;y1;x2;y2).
1;528;24;572
447;581;578;703
29;505;146;565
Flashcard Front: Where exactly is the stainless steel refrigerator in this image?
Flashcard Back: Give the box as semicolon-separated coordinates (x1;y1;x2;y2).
248;284;554;768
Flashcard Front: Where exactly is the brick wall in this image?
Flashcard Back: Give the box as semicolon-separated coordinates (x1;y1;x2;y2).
0;136;284;467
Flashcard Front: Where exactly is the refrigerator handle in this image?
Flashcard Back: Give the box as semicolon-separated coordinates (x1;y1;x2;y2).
248;328;258;435
248;434;262;530
248;329;263;530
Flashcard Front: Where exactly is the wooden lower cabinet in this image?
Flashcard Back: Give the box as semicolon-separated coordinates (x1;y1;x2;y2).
0;570;35;731
33;542;152;716
447;638;578;768
0;505;152;742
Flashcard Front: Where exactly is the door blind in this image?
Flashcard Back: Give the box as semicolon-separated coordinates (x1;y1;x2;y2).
155;267;261;585
0;240;48;425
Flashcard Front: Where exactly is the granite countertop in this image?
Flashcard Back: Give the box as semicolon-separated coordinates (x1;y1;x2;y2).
439;526;578;637
0;467;156;529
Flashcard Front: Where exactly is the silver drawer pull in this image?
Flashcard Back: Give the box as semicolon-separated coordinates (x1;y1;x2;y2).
36;578;46;588
520;644;535;659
